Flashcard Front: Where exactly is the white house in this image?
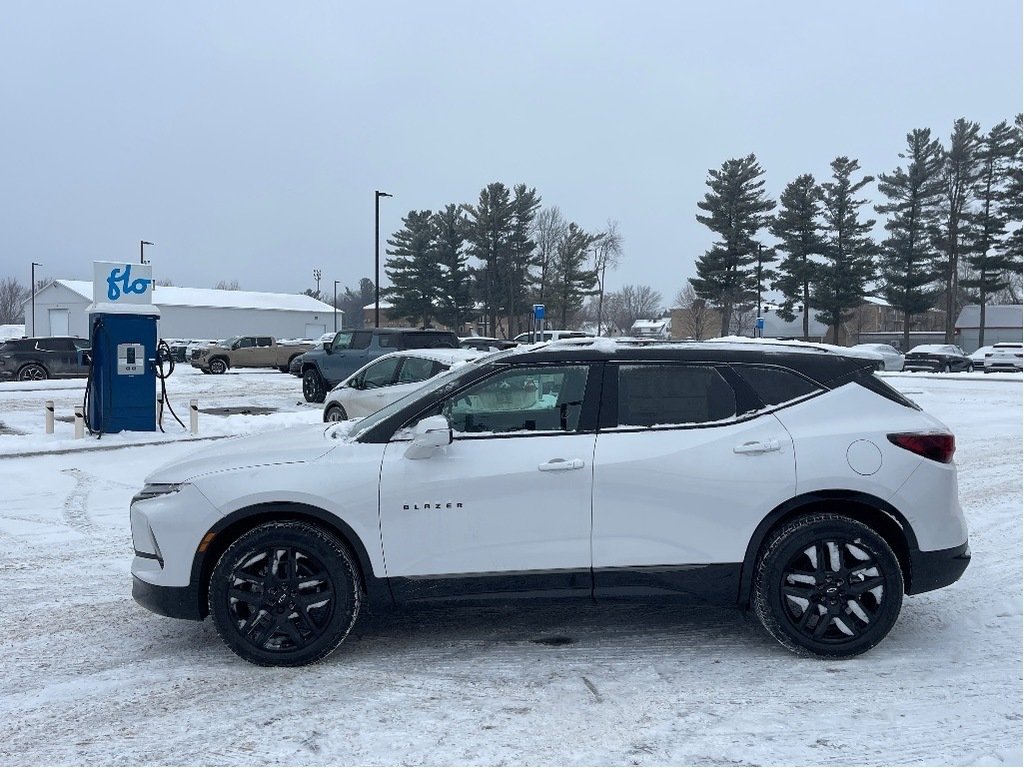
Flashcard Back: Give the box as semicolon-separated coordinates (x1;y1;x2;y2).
955;304;1023;352
25;280;340;340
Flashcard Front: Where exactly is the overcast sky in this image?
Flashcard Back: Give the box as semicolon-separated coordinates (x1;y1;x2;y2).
1;1;1020;302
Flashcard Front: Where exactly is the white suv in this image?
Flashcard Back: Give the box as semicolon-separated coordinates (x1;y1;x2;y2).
131;340;970;665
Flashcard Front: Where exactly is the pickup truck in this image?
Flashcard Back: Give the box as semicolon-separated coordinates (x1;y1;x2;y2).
190;335;315;374
300;327;459;401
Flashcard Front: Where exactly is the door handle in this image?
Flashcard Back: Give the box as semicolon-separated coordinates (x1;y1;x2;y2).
538;458;585;472
733;439;781;455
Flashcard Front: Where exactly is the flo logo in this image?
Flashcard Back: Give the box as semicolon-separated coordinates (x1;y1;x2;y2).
106;265;152;301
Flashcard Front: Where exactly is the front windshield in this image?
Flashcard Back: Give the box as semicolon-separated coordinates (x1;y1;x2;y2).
221;337;238;347
347;348;513;440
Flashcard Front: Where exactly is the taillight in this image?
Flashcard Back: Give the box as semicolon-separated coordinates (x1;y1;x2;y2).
887;433;956;463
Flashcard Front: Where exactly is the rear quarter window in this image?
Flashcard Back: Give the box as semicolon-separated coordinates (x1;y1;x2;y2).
402;333;458;349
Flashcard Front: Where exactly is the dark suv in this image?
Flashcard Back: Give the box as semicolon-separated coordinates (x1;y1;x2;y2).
0;336;91;381
300;328;459;402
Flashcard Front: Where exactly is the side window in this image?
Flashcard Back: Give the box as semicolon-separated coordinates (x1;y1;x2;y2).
398;356;439;384
360;357;402;389
379;334;398;349
257;337;273;348
331;332;353;351
236;337;255;349
403;333;457;349
36;339;69;352
617;365;737;428
349;331;372;350
439;365;589;435
732;365;822;408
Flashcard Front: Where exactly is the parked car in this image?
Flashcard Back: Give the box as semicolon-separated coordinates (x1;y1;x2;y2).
300;328;460;403
131;339;969;666
459;336;518;352
513;330;591;343
323;349;484;421
968;345;995;369
983;341;1023;373
852;343;905;372
191;335;315;374
903;344;973;373
0;336;91;380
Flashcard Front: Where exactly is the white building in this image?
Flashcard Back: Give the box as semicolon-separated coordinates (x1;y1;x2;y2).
955;304;1023;352
26;280;340;340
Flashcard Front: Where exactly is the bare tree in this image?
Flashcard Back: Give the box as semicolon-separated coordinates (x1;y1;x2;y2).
215;280;242;291
729;303;756;336
606;284;663;335
591;220;623;335
531;206;567;307
0;277;28;324
675;283;713;340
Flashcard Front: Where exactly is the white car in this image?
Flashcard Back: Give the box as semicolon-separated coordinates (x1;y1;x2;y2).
322;348;484;421
969;345;995;369
131;340;969;666
514;329;591;343
852;343;905;372
983;342;1023;373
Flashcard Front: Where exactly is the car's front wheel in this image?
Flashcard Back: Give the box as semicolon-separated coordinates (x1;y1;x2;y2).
303;368;326;403
209;358;228;375
17;363;48;381
753;513;903;658
324;403;348;422
208;521;362;666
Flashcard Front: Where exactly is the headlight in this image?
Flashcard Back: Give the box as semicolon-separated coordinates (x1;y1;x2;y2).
132;483;183;503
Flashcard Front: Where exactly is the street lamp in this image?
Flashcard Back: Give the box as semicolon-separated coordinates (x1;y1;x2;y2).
374;190;392;328
333;280;340;333
30;262;42;336
140;240;154;264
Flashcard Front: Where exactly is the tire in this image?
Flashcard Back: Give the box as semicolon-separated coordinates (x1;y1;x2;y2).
209;358;228;375
752;513;903;659
324;403;347;423
942;363;952;373
17;363;48;381
208;521;362;666
303;368;327;403
966;363;974;373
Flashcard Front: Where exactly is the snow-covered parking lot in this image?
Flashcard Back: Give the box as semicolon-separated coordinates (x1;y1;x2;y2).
0;367;1020;766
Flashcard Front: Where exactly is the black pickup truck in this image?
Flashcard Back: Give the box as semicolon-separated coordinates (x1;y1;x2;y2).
300;328;459;402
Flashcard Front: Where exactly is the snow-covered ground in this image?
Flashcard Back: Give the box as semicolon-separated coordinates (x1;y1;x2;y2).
0;367;1020;766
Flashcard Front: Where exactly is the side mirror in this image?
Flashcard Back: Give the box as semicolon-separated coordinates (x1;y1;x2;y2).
404;415;452;459
324;343;333;355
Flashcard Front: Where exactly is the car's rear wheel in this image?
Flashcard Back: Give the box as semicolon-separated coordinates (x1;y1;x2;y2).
17;363;48;381
209;358;228;375
966;363;974;373
942;363;952;373
324;403;348;422
303;368;326;403
753;513;903;658
208;521;362;666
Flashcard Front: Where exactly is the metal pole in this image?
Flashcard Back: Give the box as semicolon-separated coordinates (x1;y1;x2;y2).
374;190;392;328
190;398;199;435
45;400;54;434
333;280;339;332
755;244;763;338
30;262;41;336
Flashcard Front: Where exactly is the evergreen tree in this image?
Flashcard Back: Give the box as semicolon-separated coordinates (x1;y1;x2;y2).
876;130;945;352
962;119;1018;345
385;210;440;328
937;118;982;342
505;184;541;336
549;223;600;328
432;204;474;332
770;174;824;339
812;157;878;344
464;183;514;336
998;114;1023;277
690;154;776;336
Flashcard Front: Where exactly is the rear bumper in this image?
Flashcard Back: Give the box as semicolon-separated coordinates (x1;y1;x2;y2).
907;541;971;595
133;575;204;621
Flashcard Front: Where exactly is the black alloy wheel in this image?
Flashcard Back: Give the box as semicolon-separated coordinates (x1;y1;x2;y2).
17;363;48;381
303;368;326;403
209;521;361;666
209;358;228;375
753;514;903;658
324;404;347;423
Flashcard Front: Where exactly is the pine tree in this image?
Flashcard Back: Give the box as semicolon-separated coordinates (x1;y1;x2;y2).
998;114;1023;278
811;158;878;344
876;130;945;352
505;184;541;336
690;154;776;336
385;210;440;328
548;223;600;328
937;119;982;342
464;183;512;336
770;174;824;339
962;119;1018;346
432;204;474;332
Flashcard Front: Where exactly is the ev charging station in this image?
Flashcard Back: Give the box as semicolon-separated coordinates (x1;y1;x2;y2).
84;261;160;434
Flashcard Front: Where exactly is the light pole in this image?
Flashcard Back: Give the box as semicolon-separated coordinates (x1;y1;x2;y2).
140;240;154;264
333;280;340;332
30;262;41;336
312;268;322;298
755;243;764;338
374;190;392;328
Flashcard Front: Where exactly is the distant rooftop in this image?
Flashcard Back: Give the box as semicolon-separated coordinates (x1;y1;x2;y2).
55;280;336;313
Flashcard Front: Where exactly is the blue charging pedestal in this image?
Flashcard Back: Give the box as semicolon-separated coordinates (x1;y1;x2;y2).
85;261;160;434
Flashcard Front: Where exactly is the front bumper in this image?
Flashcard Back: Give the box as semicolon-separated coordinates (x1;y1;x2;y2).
906;541;971;595
133;575;204;620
